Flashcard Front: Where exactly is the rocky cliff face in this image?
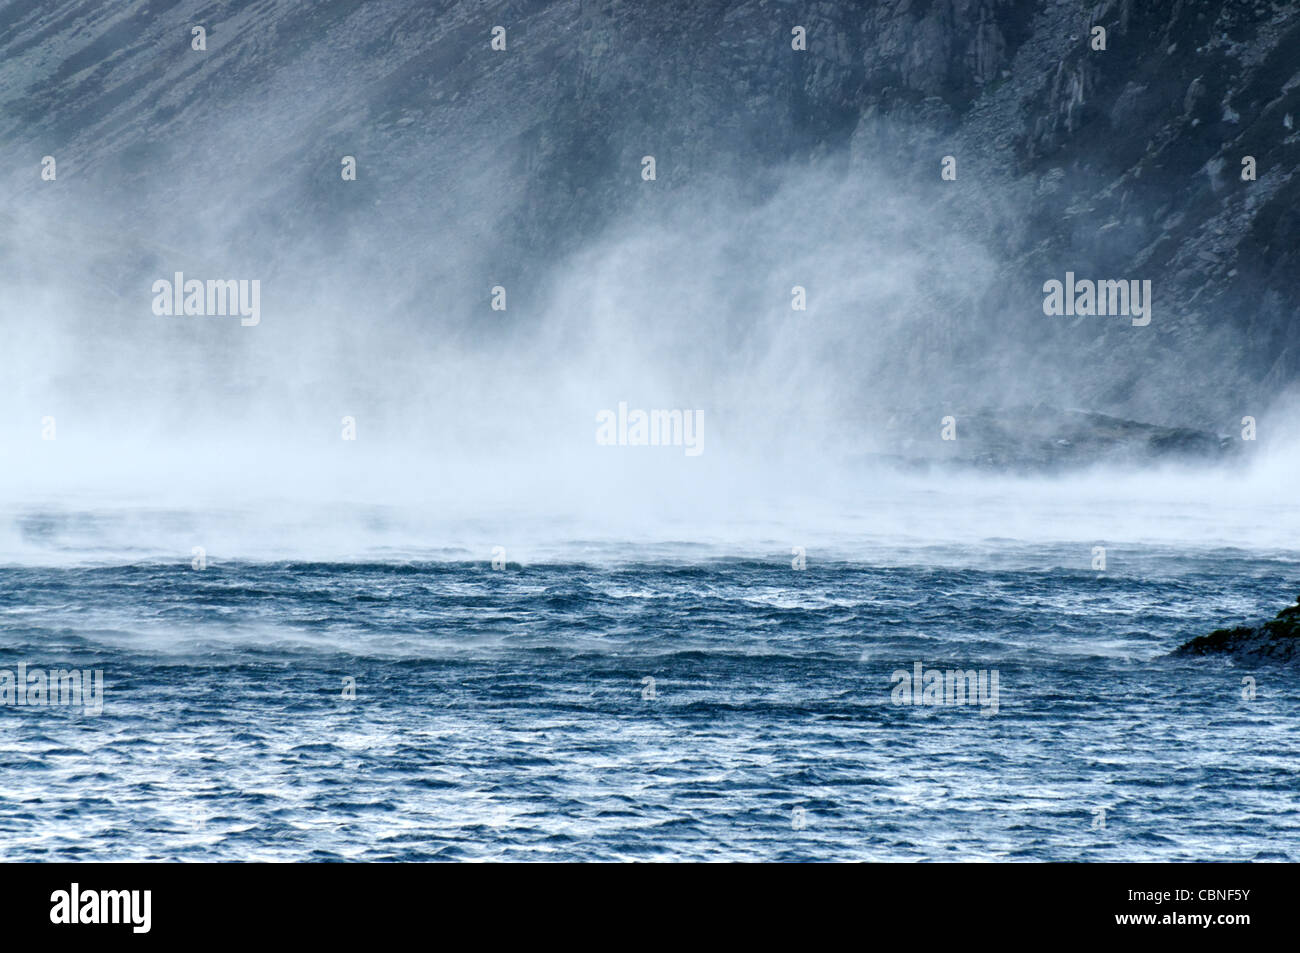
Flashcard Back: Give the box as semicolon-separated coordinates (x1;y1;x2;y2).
1;0;1296;441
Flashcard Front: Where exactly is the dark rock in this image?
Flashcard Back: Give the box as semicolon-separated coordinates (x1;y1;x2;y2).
1172;594;1300;662
873;405;1237;472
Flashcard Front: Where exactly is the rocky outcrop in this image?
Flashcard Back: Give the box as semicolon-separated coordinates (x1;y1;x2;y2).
872;405;1236;471
1172;594;1300;662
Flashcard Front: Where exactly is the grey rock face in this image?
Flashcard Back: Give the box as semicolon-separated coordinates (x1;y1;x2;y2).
1;1;1295;435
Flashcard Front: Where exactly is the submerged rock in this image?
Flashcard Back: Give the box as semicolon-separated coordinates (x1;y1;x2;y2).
1172;595;1300;662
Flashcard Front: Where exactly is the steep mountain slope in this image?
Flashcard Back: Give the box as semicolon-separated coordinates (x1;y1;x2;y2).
1;0;1296;445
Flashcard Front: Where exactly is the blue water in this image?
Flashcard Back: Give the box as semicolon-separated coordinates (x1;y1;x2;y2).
2;536;1297;861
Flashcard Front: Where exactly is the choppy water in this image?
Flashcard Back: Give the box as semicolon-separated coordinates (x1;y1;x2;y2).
1;525;1297;861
